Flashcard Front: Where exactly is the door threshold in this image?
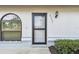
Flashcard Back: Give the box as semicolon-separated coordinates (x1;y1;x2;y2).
32;45;47;48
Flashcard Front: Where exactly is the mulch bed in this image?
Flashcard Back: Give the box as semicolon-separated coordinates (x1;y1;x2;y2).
48;46;58;54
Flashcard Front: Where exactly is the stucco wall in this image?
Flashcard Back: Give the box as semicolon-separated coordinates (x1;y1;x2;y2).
0;6;79;43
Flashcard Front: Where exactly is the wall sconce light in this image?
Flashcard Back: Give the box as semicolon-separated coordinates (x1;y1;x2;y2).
55;11;58;18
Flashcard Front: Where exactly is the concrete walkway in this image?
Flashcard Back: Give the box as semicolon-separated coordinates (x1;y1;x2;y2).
0;48;51;54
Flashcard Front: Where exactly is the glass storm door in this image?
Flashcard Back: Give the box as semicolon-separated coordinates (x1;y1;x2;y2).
32;13;47;44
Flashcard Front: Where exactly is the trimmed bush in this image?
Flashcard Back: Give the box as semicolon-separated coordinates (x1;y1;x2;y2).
55;40;79;54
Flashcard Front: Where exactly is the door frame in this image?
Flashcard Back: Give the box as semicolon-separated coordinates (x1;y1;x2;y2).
32;13;47;44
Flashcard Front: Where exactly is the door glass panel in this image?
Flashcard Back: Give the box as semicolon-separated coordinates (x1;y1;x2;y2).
34;16;45;28
34;30;45;43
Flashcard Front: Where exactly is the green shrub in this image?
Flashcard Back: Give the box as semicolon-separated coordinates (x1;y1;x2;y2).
55;39;79;54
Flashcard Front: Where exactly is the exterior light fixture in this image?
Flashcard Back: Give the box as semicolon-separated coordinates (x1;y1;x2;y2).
55;11;58;18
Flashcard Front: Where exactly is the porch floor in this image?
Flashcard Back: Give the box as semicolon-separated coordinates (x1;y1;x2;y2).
0;47;51;54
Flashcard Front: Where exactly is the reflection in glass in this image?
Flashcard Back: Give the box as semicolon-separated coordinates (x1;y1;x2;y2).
34;16;45;28
2;13;21;41
34;30;45;43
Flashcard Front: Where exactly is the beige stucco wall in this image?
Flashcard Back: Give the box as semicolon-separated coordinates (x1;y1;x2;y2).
1;5;79;12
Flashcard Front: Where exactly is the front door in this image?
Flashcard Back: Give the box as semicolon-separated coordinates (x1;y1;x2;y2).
32;13;47;44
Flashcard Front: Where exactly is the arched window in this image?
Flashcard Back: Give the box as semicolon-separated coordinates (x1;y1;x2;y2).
1;13;22;41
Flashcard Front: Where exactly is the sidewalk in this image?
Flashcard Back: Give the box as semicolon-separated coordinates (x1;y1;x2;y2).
0;48;51;54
